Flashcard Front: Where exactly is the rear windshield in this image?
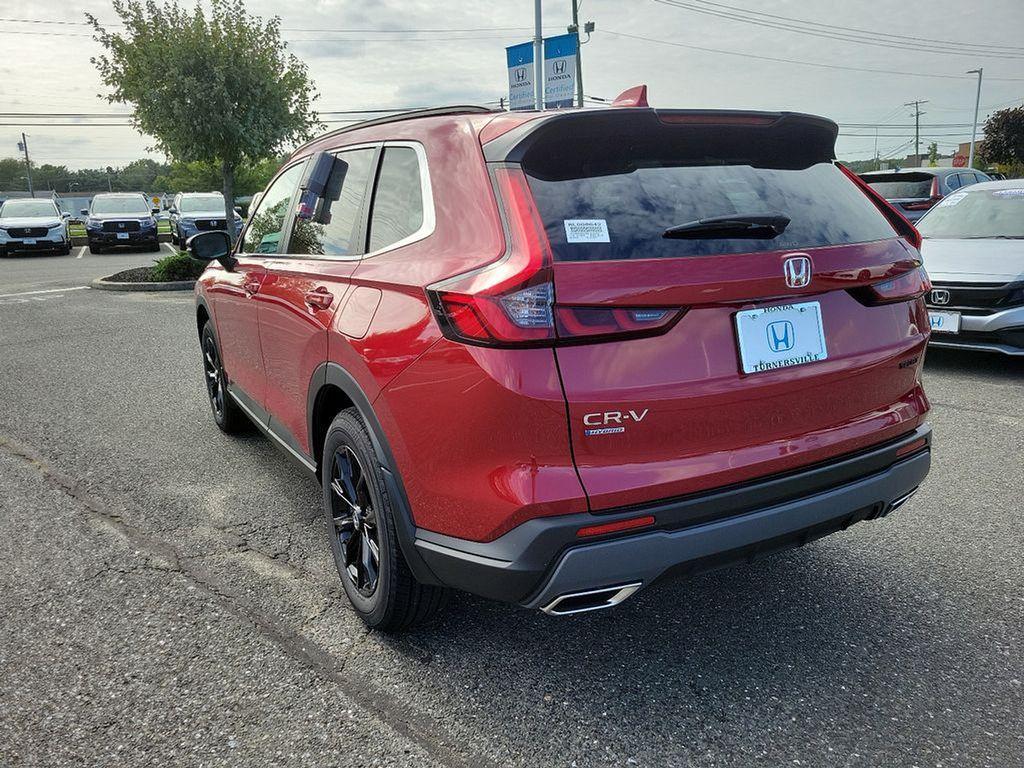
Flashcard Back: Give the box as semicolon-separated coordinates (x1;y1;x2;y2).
527;162;898;261
917;188;1024;239
863;174;933;199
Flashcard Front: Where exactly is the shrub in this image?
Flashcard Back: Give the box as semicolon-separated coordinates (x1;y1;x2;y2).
150;250;205;282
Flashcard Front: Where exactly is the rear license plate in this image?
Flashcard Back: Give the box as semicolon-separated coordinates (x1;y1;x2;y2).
23;238;36;245
735;301;828;374
116;232;130;240
928;310;961;334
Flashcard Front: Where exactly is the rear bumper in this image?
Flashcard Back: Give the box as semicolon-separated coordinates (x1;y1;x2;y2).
414;425;931;608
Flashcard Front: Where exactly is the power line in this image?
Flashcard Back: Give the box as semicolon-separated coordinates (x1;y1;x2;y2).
601;29;1024;82
652;0;1024;60
657;0;1024;53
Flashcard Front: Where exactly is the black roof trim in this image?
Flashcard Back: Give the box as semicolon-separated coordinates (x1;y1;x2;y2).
290;105;496;156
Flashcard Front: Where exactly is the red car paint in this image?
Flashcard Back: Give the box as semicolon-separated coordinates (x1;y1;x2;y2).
197;107;930;554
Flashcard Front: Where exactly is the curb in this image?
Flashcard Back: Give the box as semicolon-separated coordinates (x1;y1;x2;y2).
91;276;196;292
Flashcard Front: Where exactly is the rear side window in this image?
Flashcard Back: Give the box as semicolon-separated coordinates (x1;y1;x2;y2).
528;162;898;261
288;148;376;257
368;147;424;253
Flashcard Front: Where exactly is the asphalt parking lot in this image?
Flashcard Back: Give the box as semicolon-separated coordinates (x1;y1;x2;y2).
1;250;1022;767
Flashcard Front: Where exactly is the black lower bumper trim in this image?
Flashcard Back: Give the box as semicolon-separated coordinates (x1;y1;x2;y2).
414;425;932;606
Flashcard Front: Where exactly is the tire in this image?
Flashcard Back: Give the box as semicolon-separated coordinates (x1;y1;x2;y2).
200;321;247;433
90;242;104;254
147;241;161;252
60;243;71;256
322;408;448;632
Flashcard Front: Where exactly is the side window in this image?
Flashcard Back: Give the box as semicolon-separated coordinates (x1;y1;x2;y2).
962;173;980;187
367;147;424;253
287;148;375;257
241;163;304;254
945;174;962;191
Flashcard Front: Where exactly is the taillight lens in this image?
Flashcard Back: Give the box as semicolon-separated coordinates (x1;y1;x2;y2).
428;166;682;347
838;164;922;250
853;266;932;306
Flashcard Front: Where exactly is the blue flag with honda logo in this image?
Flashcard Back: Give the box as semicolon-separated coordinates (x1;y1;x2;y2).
506;42;535;111
543;34;577;109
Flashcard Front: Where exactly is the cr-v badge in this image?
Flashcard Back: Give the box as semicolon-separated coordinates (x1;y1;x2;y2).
583;409;648;436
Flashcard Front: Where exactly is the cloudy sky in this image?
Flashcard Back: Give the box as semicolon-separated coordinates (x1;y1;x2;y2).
1;0;1022;170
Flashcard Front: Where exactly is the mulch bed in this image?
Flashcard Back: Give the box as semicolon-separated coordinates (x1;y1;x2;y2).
104;266;159;283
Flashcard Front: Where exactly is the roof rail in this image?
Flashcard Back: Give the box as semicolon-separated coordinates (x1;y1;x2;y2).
291;105;496;156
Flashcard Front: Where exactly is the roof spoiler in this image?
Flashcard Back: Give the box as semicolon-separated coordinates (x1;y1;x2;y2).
612;85;649;108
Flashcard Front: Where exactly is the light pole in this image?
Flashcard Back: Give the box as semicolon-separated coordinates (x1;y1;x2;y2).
17;133;34;197
967;68;983;169
533;0;543;110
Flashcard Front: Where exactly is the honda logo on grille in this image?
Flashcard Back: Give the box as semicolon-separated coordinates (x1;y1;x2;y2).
930;289;951;305
783;255;812;288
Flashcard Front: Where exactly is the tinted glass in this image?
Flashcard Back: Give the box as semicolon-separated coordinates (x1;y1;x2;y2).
529;162;898;261
288;149;375;257
1;200;58;218
368;147;423;253
945;174;962;191
242;163;303;254
917;188;1024;239
180;194;224;213
92;196;150;215
864;176;933;199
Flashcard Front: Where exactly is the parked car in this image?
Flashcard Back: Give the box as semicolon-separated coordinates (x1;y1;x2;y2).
917;179;1024;355
858;167;991;222
190;106;932;631
168;192;243;248
0;197;71;256
83;193;160;253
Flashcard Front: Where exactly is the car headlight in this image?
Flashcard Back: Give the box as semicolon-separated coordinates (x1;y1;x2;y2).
85;219;102;230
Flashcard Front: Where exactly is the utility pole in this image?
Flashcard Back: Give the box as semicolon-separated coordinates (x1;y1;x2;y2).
967;68;983;169
571;0;583;109
904;100;928;167
18;132;34;197
533;0;543;110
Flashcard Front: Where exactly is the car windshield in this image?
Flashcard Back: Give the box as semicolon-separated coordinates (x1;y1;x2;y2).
181;195;224;213
1;200;58;218
917;188;1024;239
92;196;150;215
863;174;934;199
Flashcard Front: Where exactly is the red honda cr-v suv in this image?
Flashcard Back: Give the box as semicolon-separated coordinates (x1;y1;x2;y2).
191;105;932;631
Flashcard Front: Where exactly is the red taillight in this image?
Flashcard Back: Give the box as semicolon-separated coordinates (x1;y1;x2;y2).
428;166;683;347
854;266;932;306
838;164;922;250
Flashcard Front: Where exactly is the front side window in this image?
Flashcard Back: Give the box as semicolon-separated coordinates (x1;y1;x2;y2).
0;200;58;218
241;163;304;254
288;148;376;257
368;147;424;253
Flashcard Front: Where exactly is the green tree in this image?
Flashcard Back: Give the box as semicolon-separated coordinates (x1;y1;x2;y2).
152;156;282;197
981;106;1024;166
88;0;320;239
927;141;939;167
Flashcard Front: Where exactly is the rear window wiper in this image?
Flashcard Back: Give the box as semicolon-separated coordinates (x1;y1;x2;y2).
662;213;791;240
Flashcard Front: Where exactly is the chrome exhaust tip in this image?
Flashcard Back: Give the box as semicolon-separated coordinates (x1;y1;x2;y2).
541;582;643;616
885;487;920;516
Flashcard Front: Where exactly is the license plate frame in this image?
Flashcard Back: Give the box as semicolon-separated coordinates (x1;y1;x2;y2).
735;301;829;375
928;310;961;334
116;232;130;240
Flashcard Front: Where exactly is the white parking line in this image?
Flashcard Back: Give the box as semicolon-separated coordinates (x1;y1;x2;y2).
0;286;89;299
75;246;87;259
162;242;178;255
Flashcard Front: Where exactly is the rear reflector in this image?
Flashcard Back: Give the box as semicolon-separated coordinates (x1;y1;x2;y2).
896;436;929;457
577;515;656;538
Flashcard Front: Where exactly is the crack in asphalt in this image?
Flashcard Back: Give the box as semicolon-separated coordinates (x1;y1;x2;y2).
0;433;498;768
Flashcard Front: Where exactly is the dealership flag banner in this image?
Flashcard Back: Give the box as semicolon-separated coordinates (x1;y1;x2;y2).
543;34;578;109
506;42;535;111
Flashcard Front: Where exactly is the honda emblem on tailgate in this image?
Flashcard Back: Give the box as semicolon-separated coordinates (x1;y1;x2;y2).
783;255;812;288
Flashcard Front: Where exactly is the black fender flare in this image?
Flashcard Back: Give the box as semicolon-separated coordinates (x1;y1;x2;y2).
307;362;442;587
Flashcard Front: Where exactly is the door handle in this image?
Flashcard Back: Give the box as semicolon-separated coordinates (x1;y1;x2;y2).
243;278;261;296
304;287;334;311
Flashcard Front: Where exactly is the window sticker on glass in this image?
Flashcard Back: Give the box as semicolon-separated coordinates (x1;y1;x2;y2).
993;189;1024;197
940;192;967;207
564;219;610;243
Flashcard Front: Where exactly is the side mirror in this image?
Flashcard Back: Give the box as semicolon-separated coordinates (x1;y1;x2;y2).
234;206;242;214
188;230;236;270
61;212;71;220
80;208;89;216
168;206;177;214
151;207;160;214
